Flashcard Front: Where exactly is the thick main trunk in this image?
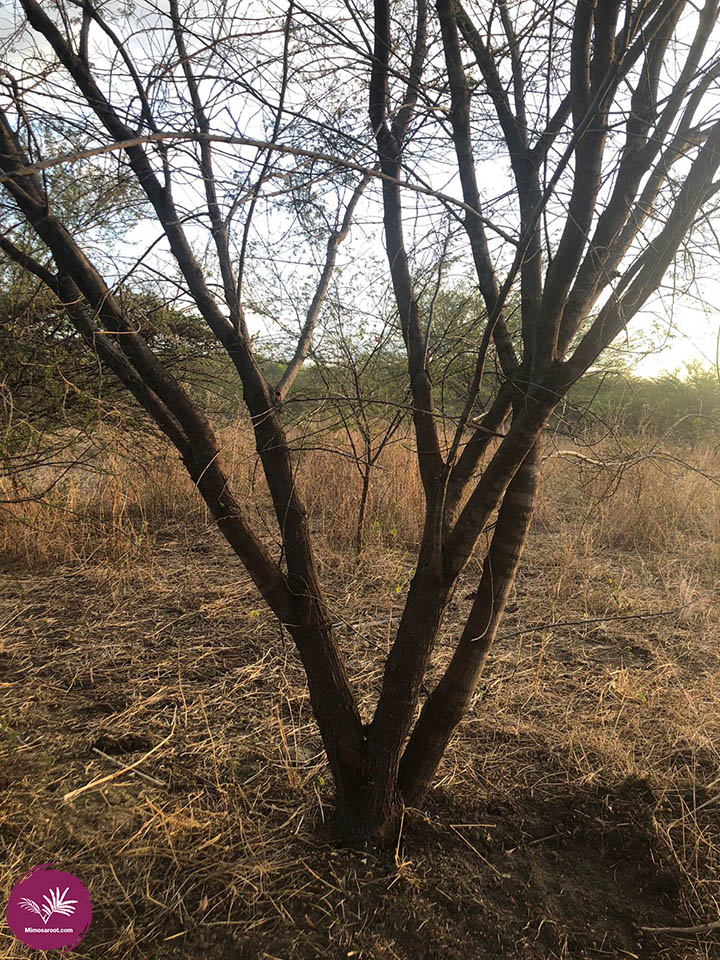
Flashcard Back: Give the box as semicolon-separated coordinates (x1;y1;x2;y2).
364;545;454;828
332;762;404;845
398;444;540;805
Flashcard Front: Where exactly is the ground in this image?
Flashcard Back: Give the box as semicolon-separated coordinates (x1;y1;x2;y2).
1;443;720;958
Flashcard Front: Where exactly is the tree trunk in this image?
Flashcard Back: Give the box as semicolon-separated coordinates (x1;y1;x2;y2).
399;443;540;805
332;760;404;845
354;462;372;558
333;440;538;841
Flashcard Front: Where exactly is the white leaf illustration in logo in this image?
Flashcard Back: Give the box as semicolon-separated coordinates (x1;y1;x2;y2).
38;886;78;924
19;898;44;919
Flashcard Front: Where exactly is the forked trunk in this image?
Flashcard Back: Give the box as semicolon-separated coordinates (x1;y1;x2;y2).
399;445;540;805
324;446;540;843
354;463;372;558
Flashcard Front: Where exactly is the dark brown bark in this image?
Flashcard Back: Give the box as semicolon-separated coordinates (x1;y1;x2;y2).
370;0;444;505
455;1;543;350
399;443;540;804
444;384;512;526
436;0;519;377
557;0;717;355
354;463;372;558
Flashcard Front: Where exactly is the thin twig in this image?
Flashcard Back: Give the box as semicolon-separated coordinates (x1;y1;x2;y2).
641;919;720;936
91;747;166;788
496;600;700;643
0;131;515;240
63;711;176;802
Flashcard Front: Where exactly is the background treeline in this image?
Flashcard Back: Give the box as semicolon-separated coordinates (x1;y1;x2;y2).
2;278;719;462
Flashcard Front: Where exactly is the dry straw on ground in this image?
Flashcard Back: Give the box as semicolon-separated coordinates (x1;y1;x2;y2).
1;425;720;958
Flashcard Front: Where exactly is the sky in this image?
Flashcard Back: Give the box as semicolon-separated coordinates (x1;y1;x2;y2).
1;0;719;385
634;316;719;377
630;272;720;377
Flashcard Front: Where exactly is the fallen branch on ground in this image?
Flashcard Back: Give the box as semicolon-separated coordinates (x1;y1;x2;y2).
496;600;701;642
641;919;720;936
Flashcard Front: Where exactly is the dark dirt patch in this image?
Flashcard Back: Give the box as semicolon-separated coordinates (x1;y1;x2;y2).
90;732;154;755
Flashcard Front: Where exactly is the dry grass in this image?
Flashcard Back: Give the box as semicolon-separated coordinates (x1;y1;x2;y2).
1;424;720;958
0;423;428;568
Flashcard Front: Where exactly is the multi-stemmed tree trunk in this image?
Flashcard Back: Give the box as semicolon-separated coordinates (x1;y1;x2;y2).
2;0;720;842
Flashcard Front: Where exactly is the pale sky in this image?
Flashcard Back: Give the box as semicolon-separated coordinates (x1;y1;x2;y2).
2;0;719;386
630;296;720;377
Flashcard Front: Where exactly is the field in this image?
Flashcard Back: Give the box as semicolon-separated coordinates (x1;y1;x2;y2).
2;426;720;959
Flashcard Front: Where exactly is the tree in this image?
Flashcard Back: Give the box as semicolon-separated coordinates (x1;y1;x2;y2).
1;0;720;842
0;259;220;494
295;297;408;556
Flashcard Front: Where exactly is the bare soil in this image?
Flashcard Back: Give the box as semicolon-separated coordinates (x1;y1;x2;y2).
2;501;720;958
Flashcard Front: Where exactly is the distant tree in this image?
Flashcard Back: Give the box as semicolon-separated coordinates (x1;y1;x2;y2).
2;0;720;842
0;261;220;492
297;298;408;555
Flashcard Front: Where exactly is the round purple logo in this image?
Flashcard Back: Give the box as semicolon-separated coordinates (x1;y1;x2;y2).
6;865;92;952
